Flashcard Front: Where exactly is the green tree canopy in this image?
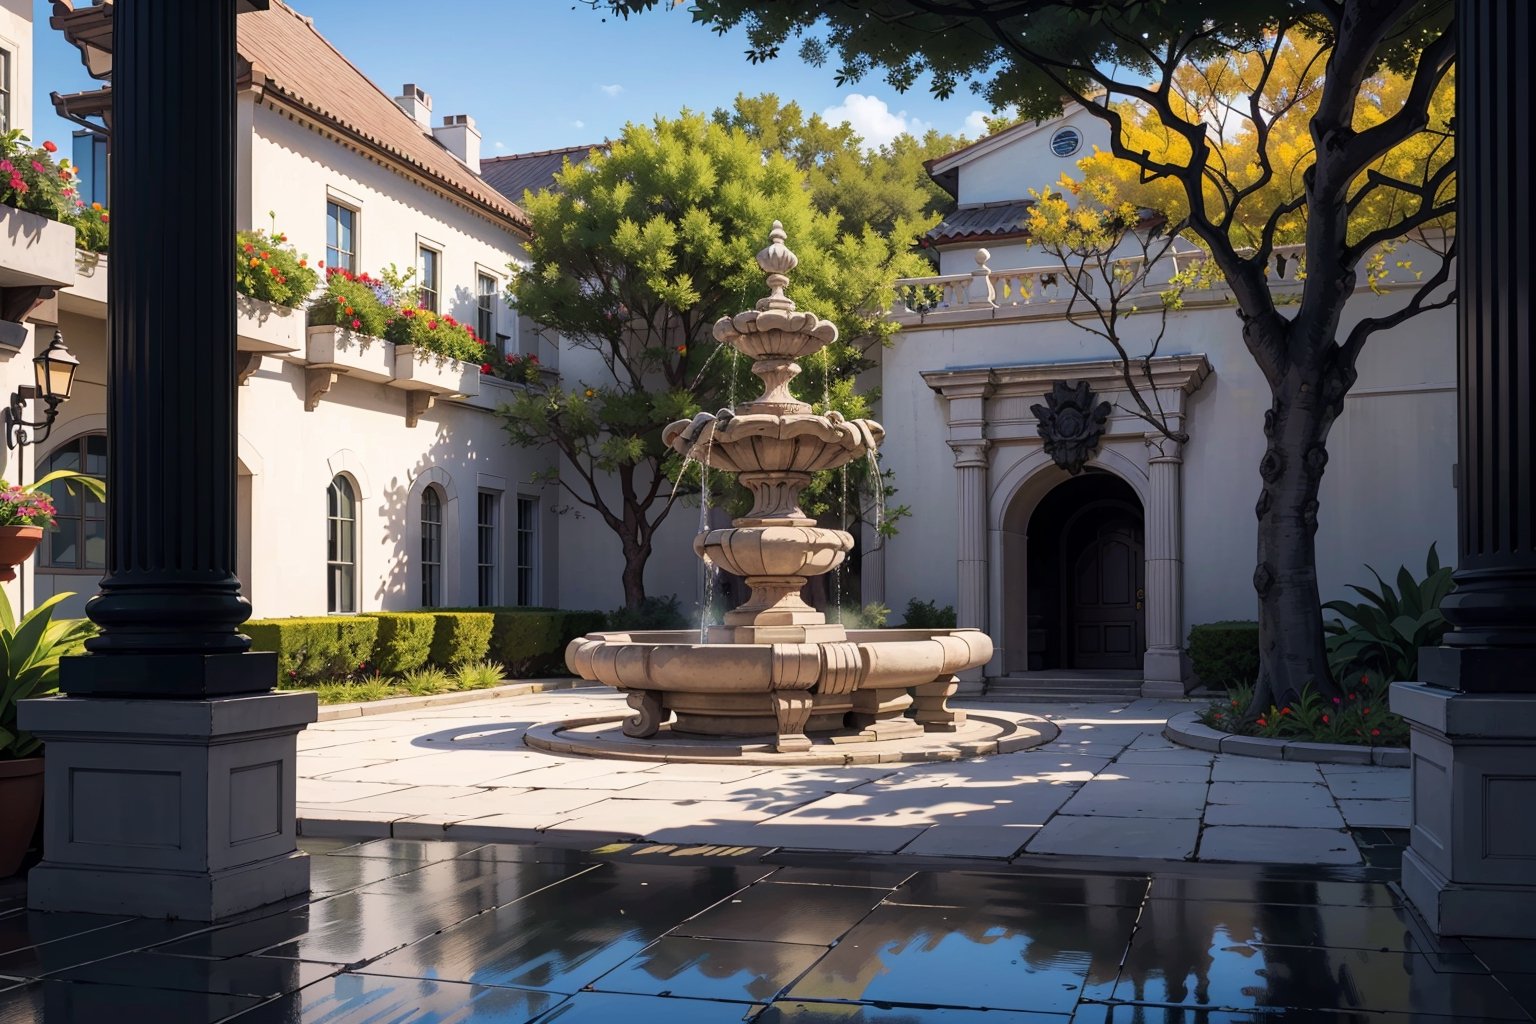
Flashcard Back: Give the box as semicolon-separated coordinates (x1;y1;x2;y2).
505;110;927;608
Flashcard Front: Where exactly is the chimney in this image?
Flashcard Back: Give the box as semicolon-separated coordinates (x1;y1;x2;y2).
393;83;432;129
433;113;481;174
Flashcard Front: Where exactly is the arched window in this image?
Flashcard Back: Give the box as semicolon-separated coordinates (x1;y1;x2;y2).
39;433;107;571
327;475;357;613
420;486;443;607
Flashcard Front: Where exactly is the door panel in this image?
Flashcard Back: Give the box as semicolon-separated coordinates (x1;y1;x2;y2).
1069;518;1144;670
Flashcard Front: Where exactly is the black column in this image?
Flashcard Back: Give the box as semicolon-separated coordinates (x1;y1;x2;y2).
60;0;273;697
1421;0;1536;693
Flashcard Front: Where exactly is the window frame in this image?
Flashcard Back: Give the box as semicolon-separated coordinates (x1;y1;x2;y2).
515;495;538;606
325;199;358;274
476;271;498;342
418;244;441;313
0;48;11;134
476;490;501;606
37;433;107;574
420;485;444;608
327;475;358;614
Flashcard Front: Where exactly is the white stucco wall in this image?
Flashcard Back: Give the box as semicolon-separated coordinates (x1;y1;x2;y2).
951;107;1109;209
0;0;33;137
878;290;1457;644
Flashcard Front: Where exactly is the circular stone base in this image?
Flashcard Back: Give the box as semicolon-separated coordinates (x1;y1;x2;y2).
523;710;1058;766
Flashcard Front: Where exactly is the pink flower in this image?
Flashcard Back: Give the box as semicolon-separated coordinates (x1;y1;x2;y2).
350;319;361;330
427;321;438;330
30;160;44;173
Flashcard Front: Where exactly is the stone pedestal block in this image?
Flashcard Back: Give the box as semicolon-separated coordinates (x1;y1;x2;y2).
1141;648;1192;697
1391;683;1536;938
17;691;317;921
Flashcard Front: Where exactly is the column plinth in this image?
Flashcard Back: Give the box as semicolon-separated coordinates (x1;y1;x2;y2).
951;441;990;694
1142;436;1190;696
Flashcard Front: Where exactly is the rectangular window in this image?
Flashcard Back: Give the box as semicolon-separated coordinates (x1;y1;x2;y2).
326;201;356;273
477;490;500;606
39;435;107;571
516;497;538;606
418;246;440;312
0;50;11;133
476;273;497;342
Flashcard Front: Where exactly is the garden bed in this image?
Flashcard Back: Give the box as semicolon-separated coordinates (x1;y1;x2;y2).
1165;710;1408;766
309;677;593;720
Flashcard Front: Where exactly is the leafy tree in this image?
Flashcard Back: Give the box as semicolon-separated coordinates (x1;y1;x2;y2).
504;111;926;608
604;1;1457;710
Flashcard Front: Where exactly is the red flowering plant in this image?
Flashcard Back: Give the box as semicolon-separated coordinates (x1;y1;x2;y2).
479;346;542;383
68;201;110;253
0;468;105;529
307;266;391;337
0;131;74;221
235;215;320;308
383;305;482;362
1198;672;1408;746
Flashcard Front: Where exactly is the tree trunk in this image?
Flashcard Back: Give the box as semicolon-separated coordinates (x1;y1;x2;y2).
620;543;649;609
1249;367;1345;714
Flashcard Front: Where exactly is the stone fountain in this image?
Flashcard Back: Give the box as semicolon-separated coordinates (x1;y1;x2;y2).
566;223;994;753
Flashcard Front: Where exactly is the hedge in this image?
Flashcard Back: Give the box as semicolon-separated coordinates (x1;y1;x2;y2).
245;616;380;685
439;607;607;677
1186;620;1261;689
363;612;435;675
428;611;496;668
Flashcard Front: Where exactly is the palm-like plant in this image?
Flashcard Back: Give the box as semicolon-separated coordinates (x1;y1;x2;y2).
1323;544;1454;684
0;591;94;759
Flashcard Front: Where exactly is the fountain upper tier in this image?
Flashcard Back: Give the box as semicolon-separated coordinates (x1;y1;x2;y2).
662;220;883;521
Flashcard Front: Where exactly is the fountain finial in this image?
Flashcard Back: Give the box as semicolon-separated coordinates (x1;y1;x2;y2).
756;220;798;311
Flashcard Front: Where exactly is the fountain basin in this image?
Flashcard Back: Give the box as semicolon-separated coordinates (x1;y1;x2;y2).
565;627;993;752
695;526;852;579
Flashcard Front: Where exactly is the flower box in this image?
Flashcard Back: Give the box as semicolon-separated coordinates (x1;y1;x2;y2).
390;344;479;397
237;295;303;354
0;205;76;290
305;325;393;383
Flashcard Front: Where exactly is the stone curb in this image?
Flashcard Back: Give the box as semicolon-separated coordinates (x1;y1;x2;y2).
313;678;599;722
1164;710;1409;766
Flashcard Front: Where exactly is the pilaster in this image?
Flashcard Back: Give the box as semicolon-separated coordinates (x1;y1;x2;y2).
1142;433;1191;695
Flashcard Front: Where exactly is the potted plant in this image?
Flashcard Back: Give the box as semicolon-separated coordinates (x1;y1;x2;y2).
0;590;93;876
0;469;103;582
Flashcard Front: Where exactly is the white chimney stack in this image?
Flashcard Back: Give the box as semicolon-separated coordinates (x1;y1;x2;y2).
433;113;481;174
394;83;432;129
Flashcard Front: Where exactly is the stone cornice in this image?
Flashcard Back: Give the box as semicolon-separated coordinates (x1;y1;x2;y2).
923;354;1212;401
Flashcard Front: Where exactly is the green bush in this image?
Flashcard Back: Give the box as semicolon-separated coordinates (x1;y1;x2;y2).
605;595;687;631
401;665;453;696
455;660;506;690
245;616;379;685
364;612;435;675
428;611;496;668
236;226;320;308
1324;543;1453;684
434;608;604;677
901;599;956;629
1186;621;1260;689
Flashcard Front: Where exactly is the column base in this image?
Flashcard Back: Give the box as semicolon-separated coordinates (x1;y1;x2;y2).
1390;682;1536;938
1141;647;1192;698
17;690;317;922
1401;847;1536;939
955;667;985;697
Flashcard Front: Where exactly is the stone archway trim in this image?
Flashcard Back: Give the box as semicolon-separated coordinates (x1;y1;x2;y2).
924;354;1211;696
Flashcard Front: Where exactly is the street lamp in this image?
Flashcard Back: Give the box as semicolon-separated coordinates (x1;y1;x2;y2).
4;329;80;450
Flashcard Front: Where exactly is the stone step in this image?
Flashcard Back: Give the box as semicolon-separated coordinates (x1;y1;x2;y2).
981;675;1144;702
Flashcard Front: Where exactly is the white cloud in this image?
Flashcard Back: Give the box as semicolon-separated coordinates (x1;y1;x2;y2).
598;83;624;97
962;110;992;139
821;94;930;150
572;119;586;129
493;140;507;151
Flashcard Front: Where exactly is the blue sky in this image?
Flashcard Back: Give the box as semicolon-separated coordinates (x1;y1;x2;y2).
31;0;1000;157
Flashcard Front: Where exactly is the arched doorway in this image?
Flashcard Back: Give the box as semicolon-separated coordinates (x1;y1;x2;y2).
1024;472;1145;671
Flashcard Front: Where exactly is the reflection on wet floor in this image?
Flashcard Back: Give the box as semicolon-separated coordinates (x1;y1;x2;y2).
0;836;1530;1023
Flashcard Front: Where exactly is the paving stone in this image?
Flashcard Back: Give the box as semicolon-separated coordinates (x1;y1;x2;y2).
1024;814;1199;860
1323;768;1411;800
1056;780;1209;819
1198;825;1361;864
295;779;413;804
1204;799;1345;829
329;785;499;816
1210;757;1324;783
322;751;558;786
1094;761;1211;783
649;822;925;853
1112;747;1216;766
1337;798;1412;828
897;824;1038;858
1207;781;1337;806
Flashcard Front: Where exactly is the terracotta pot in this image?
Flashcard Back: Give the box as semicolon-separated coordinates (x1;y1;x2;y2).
0;757;43;877
0;525;43;583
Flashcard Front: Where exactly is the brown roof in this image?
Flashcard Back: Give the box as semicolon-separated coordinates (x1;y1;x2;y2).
924;202;1035;246
481;145;600;206
50;0;530;236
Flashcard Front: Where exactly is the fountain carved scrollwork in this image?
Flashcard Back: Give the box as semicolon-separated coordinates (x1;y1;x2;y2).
566;222;995;752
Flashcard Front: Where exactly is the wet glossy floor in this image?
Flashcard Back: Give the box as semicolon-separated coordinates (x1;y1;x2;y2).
0;837;1531;1023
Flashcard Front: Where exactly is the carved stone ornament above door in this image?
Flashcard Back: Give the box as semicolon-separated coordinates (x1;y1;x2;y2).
1031;380;1113;475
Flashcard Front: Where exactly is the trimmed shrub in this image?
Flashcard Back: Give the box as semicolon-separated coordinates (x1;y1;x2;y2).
1186;620;1261;689
901;599;956;629
428;611;496;668
364;612;435;675
562;609;607;640
435;608;608;677
246;616;379;685
605;595;687;631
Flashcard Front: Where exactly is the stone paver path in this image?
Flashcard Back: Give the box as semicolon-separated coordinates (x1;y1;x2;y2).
296;687;1409;864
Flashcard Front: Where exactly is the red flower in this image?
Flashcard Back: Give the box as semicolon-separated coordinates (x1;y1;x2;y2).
1279;707;1291;715
1360;674;1369;684
675;345;687;354
243;243;254;253
1256;717;1268;727
480;362;493;374
477;338;487;346
527;354;539;364
1321;714;1330;723
1362;707;1371;714
403;308;415;317
428;321;438;330
1370;728;1381;736
350;319;361;330
42;140;58;153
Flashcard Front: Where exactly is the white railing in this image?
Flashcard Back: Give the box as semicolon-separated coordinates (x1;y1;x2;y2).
890;240;1415;317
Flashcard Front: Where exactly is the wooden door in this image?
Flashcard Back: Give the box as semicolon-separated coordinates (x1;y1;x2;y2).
1068;517;1144;669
